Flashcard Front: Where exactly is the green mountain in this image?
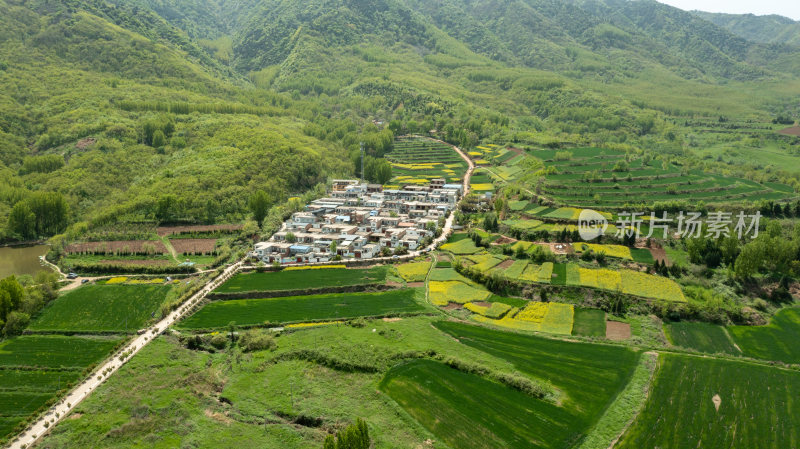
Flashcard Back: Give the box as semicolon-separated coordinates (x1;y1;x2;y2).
693;11;800;46
1;0;799;242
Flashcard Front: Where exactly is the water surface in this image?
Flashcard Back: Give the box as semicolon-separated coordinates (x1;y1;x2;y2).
0;245;52;279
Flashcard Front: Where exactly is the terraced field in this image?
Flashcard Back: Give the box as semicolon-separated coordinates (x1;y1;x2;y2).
531;147;795;207
0;335;123;442
385;137;467;186
664;321;740;355
178;289;427;329
729;307;800;364
618;354;800;448
28;284;173;333
214;266;389;293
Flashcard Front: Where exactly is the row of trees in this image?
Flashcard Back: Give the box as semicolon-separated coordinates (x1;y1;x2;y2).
323;418;370;449
7;192;69;240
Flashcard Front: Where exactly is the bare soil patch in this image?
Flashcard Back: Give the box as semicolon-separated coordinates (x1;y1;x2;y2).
75;137;96;150
606;321;631;340
382;317;403;322
471;301;491;308
712;394;722;412
442;302;462;310
495;259;515;270
507;147;523;155
170;238;217;254
205;409;232;425
777;125;800;136
68;413;83;420
407;282;425;288
492;236;517;245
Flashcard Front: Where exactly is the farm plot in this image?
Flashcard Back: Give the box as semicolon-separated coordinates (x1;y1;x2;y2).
386;137;467;183
0;335;122;369
572;308;606;337
433;321;640;448
215;266;389;293
169;238;218;255
440;234;481;255
664;321;740;355
177;289;427;329
728;307;800;364
472;301;574;334
380;359;574;449
617;354;800;449
428;279;491;306
156;224;242;237
574;243;632;260
64;240;167;255
29;284;173;333
396;261;432;282
0;369;82;391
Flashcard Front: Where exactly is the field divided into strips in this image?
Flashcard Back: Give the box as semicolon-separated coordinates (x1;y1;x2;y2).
380;359;572;449
469;169;495;192
0;335;123;441
214;266;389;293
617;354;800;449
385;137;467;185
428;268;491;306
29;284;172;333
532;147;795;207
427;322;640;449
728;307;800;364
472;301;573;334
664;321;740;355
178;289;427;329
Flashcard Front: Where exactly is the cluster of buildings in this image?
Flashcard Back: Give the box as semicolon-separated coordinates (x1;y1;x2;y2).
254;179;463;264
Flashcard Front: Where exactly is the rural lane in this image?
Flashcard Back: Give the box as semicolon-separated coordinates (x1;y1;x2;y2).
8;261;244;449
10;139;474;448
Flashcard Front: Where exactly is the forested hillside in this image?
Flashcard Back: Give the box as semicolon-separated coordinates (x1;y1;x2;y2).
1;0;799;243
694;11;800;46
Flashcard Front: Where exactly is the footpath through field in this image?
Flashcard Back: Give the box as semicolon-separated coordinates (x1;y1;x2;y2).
8;261;243;449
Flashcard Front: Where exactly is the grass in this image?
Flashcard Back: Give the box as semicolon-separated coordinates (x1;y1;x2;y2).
215;266;388;293
0;370;82;391
728;307;800;364
617;354;800;448
572;308;607;337
664;321;740;355
29;284;172;333
434;321;640;448
630;248;655;264
0;335;122;369
380;359;570;449
177;289;427;329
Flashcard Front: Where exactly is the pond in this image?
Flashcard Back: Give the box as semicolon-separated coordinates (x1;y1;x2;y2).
0;244;53;279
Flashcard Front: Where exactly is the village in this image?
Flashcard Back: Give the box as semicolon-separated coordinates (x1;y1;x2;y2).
253;179;464;264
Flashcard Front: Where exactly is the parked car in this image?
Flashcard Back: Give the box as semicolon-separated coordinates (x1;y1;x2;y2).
81;279;89;284
67;273;78;279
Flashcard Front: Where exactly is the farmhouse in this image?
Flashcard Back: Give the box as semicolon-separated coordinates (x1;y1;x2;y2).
253;179;461;264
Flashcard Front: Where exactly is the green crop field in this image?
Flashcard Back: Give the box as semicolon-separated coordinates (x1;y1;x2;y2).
617;354;800;448
28;284;172;333
215;266;389;293
380;359;573;449
0;336;122;369
728;307;800;364
432;321;640;448
385;137;467;184
664;321;740;355
178;289;427;329
572;308;607;337
0;370;81;392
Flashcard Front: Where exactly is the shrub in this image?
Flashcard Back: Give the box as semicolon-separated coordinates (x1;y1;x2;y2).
238;329;276;352
209;333;227;349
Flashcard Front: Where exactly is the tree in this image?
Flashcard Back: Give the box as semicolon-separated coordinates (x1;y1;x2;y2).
323;435;336;449
249;190;271;225
286;232;297;243
8;202;36;240
2;311;29;336
0;276;24;312
152;129;166;147
155;195;176;222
